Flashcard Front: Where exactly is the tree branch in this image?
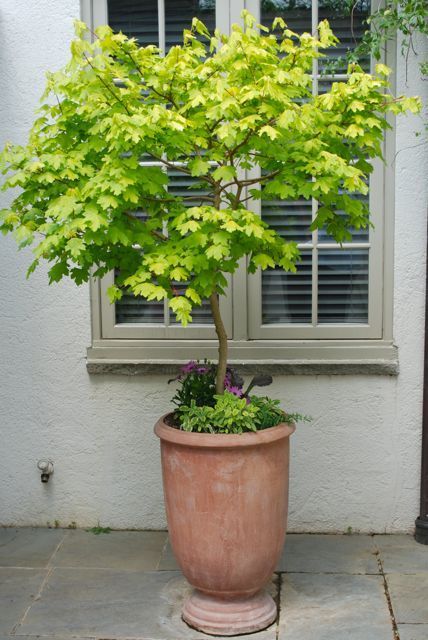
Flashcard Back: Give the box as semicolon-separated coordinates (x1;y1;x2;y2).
151;229;168;241
218;169;281;197
117;42;180;108
124;211;168;241
149;85;179;108
145;152;216;187
209;186;228;394
83;53;131;115
210;291;228;394
139;193;214;204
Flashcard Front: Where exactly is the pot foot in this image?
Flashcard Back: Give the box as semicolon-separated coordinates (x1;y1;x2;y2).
182;589;277;636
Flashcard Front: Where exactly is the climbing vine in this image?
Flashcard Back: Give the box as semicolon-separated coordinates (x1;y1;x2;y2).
323;0;427;136
325;0;428;80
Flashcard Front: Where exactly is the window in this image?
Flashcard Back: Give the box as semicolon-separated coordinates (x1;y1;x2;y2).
84;0;397;371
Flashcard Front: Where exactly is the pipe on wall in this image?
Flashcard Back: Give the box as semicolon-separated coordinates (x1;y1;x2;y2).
415;210;428;545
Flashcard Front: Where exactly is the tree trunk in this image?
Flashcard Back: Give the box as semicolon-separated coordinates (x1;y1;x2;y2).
209;292;228;394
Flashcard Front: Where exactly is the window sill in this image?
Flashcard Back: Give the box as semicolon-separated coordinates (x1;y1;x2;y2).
86;339;399;376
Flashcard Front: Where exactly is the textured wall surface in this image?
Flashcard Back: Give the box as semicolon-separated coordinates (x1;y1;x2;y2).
0;0;427;532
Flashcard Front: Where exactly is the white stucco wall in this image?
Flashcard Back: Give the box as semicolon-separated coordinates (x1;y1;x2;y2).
0;0;427;532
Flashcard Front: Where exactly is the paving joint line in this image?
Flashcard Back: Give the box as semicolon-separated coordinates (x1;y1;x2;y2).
9;531;70;636
0;531;19;548
156;534;170;570
13;636;98;639
0;566;46;570
279;570;381;576
47;529;70;567
374;546;400;640
274;572;283;640
30;566;183;573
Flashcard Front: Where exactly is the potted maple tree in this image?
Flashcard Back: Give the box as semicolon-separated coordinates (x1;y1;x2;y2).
0;11;419;636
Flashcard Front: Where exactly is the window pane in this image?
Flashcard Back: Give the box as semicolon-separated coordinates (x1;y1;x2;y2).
107;0;159;46
166;166;214;324
262;196;312;244
114;199;164;324
167;167;212;204
318;193;369;243
116;296;165;323
319;1;371;73
261;0;312;34
115;293;165;325
170;286;213;325
165;0;216;50
318;249;368;323
262;251;312;324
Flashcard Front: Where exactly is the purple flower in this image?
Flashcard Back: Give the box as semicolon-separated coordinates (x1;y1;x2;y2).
179;361;212;378
196;366;209;374
225;385;243;397
180;360;198;374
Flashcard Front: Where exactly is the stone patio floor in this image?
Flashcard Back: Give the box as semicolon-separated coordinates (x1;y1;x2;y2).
0;529;427;640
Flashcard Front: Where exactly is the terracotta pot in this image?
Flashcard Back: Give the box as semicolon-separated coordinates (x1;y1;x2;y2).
154;415;295;636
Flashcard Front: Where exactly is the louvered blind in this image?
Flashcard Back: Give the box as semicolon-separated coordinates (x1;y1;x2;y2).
108;0;159;46
262;252;312;324
319;0;371;73
165;0;216;50
116;287;165;324
115;166;214;326
108;0;215;51
261;0;370;71
259;0;372;329
318;249;369;324
167;167;213;325
107;1;216;328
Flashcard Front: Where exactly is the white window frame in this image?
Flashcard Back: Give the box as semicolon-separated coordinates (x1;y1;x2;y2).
84;0;397;371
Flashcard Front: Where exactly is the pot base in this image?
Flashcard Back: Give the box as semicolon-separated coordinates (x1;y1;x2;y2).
182;589;277;636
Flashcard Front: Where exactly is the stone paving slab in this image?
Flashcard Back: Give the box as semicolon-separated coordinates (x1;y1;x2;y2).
161;534;380;575
374;535;428;574
398;624;428;640
278;534;379;574
52;530;167;572
0;528;64;568
0;568;47;634
278;573;393;640
2;530;426;640
386;573;428;624
16;568;277;640
158;538;180;571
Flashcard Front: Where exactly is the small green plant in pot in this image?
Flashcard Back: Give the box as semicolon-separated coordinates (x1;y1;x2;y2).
168;360;309;433
0;11;419;635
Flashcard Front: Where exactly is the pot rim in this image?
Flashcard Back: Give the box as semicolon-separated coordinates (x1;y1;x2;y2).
154;413;295;448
